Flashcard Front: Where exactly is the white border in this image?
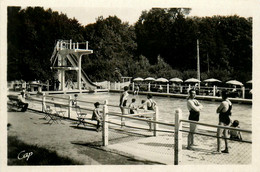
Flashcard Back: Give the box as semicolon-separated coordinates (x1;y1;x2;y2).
1;0;259;171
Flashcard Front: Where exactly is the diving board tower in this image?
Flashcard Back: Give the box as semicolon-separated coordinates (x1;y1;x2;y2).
50;40;97;91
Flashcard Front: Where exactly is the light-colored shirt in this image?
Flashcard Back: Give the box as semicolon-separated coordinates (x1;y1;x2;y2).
18;95;26;103
93;108;102;121
129;102;137;113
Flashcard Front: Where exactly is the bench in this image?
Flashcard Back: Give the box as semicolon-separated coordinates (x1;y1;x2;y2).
7;95;23;110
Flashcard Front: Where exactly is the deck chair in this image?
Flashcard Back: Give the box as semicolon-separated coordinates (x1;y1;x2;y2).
44;105;53;119
44;105;59;124
54;104;66;118
75;105;88;127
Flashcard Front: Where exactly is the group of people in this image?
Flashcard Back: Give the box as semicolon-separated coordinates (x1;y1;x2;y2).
119;85;243;154
187;89;242;153
119;86;156;127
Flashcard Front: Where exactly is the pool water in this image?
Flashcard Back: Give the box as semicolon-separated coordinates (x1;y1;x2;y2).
75;92;252;130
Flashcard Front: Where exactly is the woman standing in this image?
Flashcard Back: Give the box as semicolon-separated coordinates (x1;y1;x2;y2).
119;86;129;127
187;89;203;150
216;90;232;153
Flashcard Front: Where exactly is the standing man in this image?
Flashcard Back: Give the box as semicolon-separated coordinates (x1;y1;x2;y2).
187;89;203;150
216;90;232;153
119;86;129;127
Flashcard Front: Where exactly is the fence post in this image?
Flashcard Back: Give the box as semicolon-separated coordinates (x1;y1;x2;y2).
132;82;135;92
242;86;245;99
153;106;159;136
174;108;182;165
102;100;109;146
42;92;46;112
213;85;216;96
107;81;110;90
148;83;151;92
167;84;169;94
68;95;72;119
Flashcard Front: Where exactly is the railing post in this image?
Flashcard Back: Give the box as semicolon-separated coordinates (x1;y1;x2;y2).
108;81;111;90
213;85;216;96
77;42;79;49
42;92;46;112
174;108;182;165
153;106;159;136
86;41;88;50
167;83;169;94
102;100;109;146
132;82;135;92
217;125;221;152
148;83;151;92
68;95;72;119
73;43;75;49
242;86;245;99
70;39;72;49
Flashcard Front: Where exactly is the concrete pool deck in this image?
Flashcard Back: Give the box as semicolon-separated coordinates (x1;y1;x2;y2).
7;107;251;165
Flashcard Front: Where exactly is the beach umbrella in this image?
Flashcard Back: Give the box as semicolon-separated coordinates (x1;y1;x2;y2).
203;78;221;83
185;78;201;83
144;77;156;81
246;80;252;84
155;78;169;82
133;77;144;82
169;78;183;82
226;80;243;86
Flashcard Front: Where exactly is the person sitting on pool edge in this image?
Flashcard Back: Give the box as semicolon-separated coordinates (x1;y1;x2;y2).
229;120;242;141
145;94;156;111
129;98;138;114
18;91;29;112
187;89;203;150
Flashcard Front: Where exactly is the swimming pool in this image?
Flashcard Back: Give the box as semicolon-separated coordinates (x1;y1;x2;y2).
75;92;252;130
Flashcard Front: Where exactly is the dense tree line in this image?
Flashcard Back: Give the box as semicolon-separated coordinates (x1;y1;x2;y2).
7;7;252;83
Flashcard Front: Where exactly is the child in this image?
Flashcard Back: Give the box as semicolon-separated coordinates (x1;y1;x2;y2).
92;102;102;132
129;98;138;114
229;120;243;141
72;94;78;106
138;100;146;111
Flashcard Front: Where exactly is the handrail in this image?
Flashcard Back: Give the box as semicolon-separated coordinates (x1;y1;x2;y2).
108;111;175;127
181;119;252;133
180;129;252;143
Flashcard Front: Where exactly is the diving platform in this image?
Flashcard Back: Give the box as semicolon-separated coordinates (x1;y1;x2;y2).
50;40;99;91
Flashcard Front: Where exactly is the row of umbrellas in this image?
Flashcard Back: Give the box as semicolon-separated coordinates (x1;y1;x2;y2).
133;77;252;86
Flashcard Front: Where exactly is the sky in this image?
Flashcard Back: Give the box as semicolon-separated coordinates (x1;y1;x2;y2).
49;4;254;26
10;0;250;26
